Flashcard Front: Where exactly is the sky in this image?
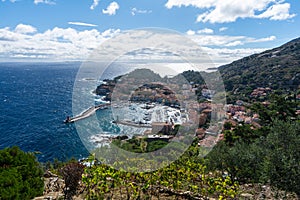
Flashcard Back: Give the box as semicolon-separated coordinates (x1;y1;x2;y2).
0;0;299;66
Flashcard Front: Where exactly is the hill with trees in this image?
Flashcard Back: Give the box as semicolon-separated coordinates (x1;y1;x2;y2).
218;37;300;102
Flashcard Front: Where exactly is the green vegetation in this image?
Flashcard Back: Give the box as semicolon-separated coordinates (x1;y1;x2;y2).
206;119;300;197
250;94;298;124
60;162;85;199
0;146;44;200
82;142;239;200
1;100;299;199
219;38;300;103
263;120;300;196
112;137;169;153
205;95;300;197
179;38;300;103
1;36;300;198
111;125;180;153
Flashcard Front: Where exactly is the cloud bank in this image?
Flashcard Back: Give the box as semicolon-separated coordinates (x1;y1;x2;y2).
0;24;120;61
0;24;276;66
165;0;296;23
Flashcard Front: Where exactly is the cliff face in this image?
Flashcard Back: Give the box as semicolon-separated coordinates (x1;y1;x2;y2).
95;80;116;101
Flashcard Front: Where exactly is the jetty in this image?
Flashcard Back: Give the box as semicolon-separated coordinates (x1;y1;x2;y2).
64;103;110;123
112;120;152;128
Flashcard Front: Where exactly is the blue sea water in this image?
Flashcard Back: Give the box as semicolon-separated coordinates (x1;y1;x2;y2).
0;62;90;162
0;62;174;162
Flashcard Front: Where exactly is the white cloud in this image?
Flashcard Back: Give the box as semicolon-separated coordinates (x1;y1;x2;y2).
102;1;119;15
0;24;276;67
34;0;55;5
197;28;213;34
219;27;228;32
165;0;295;23
68;22;98;27
186;31;277;47
255;3;296;20
186;30;195;35
90;0;99;10
253;35;276;42
187;28;213;36
165;0;214;9
14;24;37;34
1;0;17;2
131;7;152;16
101;28;120;37
225;40;244;47
202;46;267;66
0;24;120;61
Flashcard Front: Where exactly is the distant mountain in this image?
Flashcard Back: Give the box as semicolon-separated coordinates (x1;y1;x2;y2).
219;37;300;100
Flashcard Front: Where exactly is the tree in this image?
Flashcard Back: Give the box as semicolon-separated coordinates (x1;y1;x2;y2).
205;140;265;183
223;122;232;130
0;146;44;200
262;120;300;196
250;95;298;125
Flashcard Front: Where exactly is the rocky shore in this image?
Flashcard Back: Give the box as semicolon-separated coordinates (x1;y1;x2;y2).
95;80;180;107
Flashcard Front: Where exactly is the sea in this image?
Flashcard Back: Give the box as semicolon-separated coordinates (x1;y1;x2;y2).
0;62;134;162
0;62;192;162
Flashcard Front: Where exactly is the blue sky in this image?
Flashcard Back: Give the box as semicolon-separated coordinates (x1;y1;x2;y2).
0;0;299;66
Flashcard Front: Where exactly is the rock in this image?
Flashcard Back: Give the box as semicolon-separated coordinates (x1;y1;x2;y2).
261;185;268;189
34;192;64;200
115;135;129;140
44;170;58;178
240;193;254;198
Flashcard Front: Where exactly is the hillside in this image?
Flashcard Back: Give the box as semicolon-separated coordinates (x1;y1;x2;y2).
219;37;300;101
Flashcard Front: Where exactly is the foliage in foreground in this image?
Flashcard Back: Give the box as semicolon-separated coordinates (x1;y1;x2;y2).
82;144;239;200
206;119;300;197
60;162;85;199
0;146;44;200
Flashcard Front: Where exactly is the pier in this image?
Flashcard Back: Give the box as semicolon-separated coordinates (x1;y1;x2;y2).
112;120;152;128
65;103;110;123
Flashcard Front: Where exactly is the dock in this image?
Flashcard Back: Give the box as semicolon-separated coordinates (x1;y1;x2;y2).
112;120;152;128
65;103;110;123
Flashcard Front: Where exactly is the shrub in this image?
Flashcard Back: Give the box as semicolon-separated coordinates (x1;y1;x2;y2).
262;120;300;196
0;146;44;200
60;162;85;199
206;119;300;197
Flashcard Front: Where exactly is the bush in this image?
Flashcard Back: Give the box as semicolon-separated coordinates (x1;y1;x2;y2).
60;162;85;199
262;120;300;196
82;143;239;200
0;146;44;200
206;119;300;197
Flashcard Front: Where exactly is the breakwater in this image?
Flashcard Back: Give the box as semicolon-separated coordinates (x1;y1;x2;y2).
65;104;110;123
